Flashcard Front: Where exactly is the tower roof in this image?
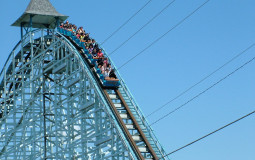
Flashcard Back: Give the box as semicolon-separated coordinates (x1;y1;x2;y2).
12;0;68;29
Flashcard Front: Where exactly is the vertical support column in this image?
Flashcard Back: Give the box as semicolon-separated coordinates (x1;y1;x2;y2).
20;23;25;159
3;66;7;160
94;97;101;159
20;19;27;160
20;23;23;41
111;122;116;160
20;23;24;69
41;29;44;52
11;50;17;160
21;51;25;160
29;15;36;159
42;74;47;160
81;109;87;159
53;71;59;159
81;75;88;159
29;15;34;58
99;102;103;158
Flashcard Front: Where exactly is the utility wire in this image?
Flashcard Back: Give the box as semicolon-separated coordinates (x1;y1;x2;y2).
117;0;210;70
146;43;255;118
161;109;255;158
100;0;153;45
109;0;176;56
150;55;255;126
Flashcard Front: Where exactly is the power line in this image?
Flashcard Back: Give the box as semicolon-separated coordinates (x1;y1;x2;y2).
161;109;255;158
117;0;210;70
146;43;255;118
150;55;255;126
109;0;176;56
100;0;153;45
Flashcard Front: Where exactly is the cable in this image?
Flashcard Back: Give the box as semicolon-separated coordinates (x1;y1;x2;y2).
146;43;255;118
109;0;176;56
100;0;153;45
150;55;255;126
117;0;210;70
161;109;255;158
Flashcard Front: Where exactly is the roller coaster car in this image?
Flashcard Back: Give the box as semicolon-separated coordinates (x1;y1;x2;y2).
92;63;120;89
57;28;120;88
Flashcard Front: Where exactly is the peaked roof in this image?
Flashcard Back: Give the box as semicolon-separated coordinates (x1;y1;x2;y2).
25;0;65;17
12;0;68;29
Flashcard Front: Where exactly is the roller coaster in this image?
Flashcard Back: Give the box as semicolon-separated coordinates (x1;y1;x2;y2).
0;0;168;159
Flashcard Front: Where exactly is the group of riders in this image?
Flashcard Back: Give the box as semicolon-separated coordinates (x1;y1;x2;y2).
60;21;118;81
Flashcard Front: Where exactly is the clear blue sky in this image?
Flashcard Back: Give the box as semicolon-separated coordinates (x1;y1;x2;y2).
0;0;255;159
